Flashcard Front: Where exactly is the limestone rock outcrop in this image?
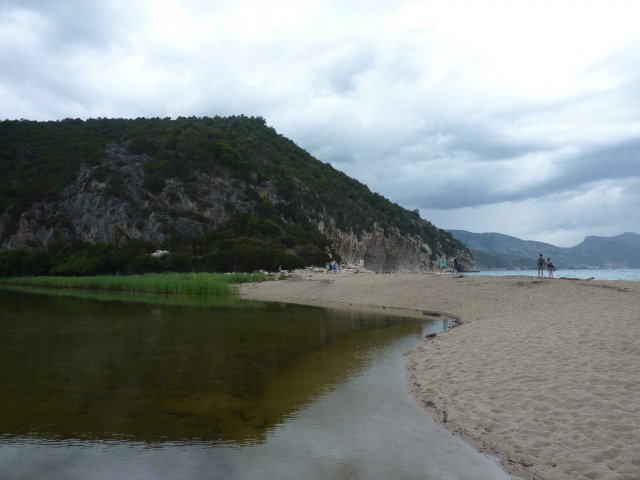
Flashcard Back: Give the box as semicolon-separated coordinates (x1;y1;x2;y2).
319;220;472;272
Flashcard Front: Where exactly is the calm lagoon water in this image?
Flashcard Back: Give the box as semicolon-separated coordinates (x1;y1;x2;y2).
469;268;640;281
0;288;516;480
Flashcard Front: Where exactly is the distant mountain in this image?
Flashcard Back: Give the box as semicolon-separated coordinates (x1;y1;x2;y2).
448;230;640;270
570;233;640;268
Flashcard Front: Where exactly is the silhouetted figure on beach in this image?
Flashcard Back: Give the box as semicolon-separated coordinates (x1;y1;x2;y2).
537;254;545;278
452;257;459;274
547;257;555;278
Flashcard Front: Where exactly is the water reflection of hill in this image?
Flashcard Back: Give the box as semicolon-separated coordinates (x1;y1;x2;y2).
0;289;423;444
0;284;267;309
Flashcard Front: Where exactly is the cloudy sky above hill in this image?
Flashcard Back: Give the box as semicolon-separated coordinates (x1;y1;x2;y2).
2;0;640;246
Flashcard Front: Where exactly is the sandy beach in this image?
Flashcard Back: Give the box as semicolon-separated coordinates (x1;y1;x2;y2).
240;272;640;480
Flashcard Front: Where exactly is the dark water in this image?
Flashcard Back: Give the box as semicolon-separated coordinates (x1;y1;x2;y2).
0;288;515;479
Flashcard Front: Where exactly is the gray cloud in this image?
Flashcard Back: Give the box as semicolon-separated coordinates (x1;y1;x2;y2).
0;0;133;49
392;135;640;210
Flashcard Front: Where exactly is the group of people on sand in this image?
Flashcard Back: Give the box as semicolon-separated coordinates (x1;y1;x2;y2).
436;256;459;274
325;258;365;273
537;253;555;278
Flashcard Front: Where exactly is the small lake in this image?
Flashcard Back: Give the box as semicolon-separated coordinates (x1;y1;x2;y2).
0;288;514;479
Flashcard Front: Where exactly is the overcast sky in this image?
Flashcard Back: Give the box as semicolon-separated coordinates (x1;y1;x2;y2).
2;0;640;246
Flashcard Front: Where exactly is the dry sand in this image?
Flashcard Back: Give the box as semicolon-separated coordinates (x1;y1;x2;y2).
240;272;640;480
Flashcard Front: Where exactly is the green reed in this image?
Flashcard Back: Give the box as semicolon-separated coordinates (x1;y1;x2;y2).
0;272;266;296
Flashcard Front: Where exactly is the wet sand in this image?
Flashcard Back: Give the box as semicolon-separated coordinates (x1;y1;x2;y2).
240;272;640;480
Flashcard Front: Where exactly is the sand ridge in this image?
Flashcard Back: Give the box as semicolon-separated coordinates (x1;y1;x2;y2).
240;272;640;480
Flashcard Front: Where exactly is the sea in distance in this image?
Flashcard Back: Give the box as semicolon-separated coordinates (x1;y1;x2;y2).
468;268;640;281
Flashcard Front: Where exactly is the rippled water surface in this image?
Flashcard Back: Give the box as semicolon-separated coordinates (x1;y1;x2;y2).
0;288;515;480
469;268;640;281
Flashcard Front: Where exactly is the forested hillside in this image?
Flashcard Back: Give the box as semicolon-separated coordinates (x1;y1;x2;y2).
0;116;471;275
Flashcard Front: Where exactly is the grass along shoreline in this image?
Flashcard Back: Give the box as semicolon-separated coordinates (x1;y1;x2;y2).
0;272;267;296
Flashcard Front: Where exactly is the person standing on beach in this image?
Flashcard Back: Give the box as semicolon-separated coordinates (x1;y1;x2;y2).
537;254;545;278
547;257;555;278
439;258;447;274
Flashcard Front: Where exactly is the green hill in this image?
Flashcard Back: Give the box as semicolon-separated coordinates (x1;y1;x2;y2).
0;116;471;275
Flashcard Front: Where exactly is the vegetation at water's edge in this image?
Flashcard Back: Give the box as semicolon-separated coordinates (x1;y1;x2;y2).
0;237;313;277
0;272;266;296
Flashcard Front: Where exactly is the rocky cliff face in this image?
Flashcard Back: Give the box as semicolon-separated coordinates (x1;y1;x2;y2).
320;220;473;272
0;143;474;272
1;144;253;249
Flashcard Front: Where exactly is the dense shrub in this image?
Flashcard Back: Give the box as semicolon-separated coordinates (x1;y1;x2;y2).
209;238;305;272
0;233;314;276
